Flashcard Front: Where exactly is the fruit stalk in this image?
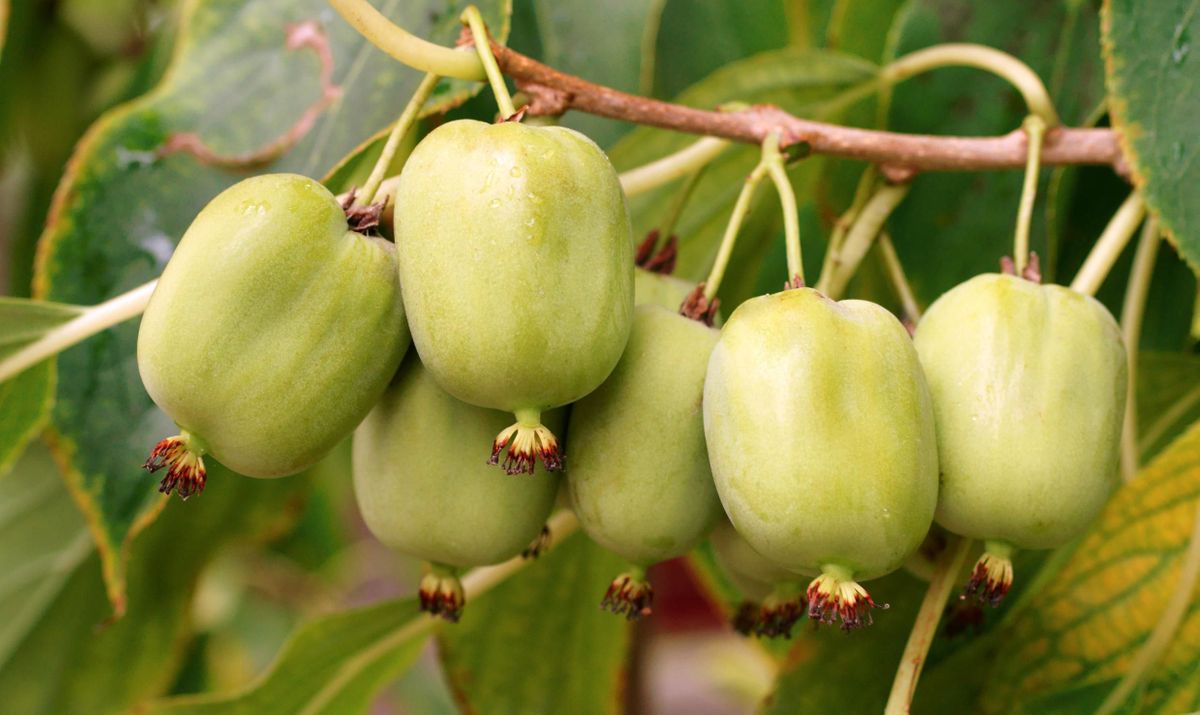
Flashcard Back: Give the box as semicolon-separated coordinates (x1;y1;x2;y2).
618;136;729;197
1070;191;1147;296
1118;218;1161;482
460;5;517;118
816;182;911;298
883;535;973;715
358;71;441;206
1013;115;1047;275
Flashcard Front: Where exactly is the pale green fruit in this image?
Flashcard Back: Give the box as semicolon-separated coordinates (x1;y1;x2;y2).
566;305;721;618
395;119;633;474
352;354;559;619
913;273;1127;604
704;287;938;628
710;519;806;637
634;267;693;310
138;174;407;498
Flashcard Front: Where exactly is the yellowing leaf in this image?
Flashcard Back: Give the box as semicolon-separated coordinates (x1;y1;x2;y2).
982;420;1200;714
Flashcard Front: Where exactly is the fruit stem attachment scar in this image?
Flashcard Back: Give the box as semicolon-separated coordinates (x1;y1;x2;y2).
601;566;653;621
962;539;1015;606
1070;190;1146;296
419;562;466;622
489;408;563;475
461;5;517;119
806;563;887;630
1012;115;1047;275
143;430;208;500
357;71;441;207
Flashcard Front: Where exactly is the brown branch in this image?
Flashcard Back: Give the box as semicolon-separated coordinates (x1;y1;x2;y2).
490;43;1126;177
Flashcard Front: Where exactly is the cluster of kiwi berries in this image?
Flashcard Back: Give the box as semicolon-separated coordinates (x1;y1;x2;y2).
137;111;1126;632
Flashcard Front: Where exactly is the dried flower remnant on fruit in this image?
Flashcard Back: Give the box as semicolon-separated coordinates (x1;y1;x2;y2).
601;572;653;621
522;524;552;559
490;420;563;475
783;274;805;290
679;283;719;326
732;601;762;636
339;189;386;234
635;230;678;274
999;252;1042;283
144;433;207;500
962;543;1014;607
807;567;887;631
755;589;806;639
419;568;466;622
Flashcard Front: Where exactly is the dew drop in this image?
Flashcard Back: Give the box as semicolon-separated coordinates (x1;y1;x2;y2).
116;146;157;169
526;192;543;204
489;198;502;209
525;217;536;227
510;165;523;177
1172;24;1191;64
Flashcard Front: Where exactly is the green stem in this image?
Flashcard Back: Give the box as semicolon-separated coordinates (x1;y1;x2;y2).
1139;382;1200;459
1119;218;1160;482
761;133;803;285
882;43;1060;126
878;232;922;324
1095;499;1200;715
1069;192;1146;296
1013;115;1047;273
0;280;157;384
704;162;769;301
817;169;878;296
618;136;729;197
357;72;440;206
658;163;708;240
884;536;973;715
328;0;484;80
817;183;911;299
461;6;516;118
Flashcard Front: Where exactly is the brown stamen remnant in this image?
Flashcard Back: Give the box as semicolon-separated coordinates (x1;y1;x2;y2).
999;252;1042;283
419;568;465;622
635;230;679;274
756;590;807;639
339;189;386;233
807;568;887;631
158;21;342;169
601;572;654;621
961;545;1014;607
679;283;719;326
522;524;552;559
144;434;207;500
489;420;563;475
732;600;762;636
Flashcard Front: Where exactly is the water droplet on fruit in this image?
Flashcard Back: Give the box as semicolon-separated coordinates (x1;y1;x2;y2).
525;217;536;227
510;166;523;178
526;192;543;204
489;199;502;209
240;200;268;216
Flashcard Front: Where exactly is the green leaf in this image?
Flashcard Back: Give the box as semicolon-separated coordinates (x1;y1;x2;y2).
0;441;91;671
762;570;928;713
1103;0;1200;274
885;0;1105;303
145;598;429;715
607;47;878;308
1138;353;1200;462
0;463;311;713
980;420;1200;714
31;0;510;610
438;531;632;715
0;296;82;478
532;0;663;147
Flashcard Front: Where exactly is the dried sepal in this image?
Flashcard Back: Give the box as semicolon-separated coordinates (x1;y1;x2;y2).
600;572;653;621
961;545;1014;607
679;283;719;326
522;524;552;560
419;568;466;622
144;433;207;501
755;589;806;639
635;230;678;274
731;600;762;636
489;420;563;475
806;568;886;631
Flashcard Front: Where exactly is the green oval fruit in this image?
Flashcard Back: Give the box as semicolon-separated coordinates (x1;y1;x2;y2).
566;305;721;619
353;354;560;620
395;119;633;474
704;287;938;628
634;267;694;310
138;174;407;498
913;273;1127;604
710;518;806;637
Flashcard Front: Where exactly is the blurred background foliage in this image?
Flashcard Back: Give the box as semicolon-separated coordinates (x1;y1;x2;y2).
0;0;1197;713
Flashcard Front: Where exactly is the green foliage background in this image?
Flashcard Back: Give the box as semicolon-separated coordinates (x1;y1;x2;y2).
0;0;1196;713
